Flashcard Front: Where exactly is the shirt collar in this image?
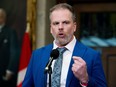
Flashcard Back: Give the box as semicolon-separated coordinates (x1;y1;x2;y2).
53;36;76;52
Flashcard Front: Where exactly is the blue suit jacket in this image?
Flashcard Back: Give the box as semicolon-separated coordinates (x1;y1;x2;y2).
23;40;107;87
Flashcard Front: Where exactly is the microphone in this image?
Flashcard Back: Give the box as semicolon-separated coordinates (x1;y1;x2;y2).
44;49;59;73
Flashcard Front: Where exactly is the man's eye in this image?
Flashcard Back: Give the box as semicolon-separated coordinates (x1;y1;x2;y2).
63;21;70;24
53;22;59;25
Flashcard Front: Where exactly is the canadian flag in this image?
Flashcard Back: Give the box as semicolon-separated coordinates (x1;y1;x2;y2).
17;31;32;87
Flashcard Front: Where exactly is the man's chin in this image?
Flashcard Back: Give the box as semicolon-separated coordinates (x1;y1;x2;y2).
58;41;69;46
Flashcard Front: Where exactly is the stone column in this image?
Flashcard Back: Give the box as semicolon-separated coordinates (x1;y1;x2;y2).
36;0;56;48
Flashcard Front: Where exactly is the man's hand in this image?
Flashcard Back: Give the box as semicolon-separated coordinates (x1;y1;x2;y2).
2;70;14;81
72;56;89;83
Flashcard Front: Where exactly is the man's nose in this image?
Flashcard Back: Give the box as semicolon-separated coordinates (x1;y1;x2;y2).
58;23;63;30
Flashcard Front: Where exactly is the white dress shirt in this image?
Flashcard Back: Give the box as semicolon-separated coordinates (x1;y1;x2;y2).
47;36;76;87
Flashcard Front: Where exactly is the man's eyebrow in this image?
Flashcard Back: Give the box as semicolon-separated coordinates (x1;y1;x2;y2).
62;20;70;23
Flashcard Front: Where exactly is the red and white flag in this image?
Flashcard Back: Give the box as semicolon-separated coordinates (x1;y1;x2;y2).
17;32;32;87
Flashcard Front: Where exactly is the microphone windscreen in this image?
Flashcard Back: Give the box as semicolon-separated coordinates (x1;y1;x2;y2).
50;49;59;59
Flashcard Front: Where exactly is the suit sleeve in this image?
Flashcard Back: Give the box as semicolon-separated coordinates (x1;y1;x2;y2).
22;46;50;87
87;52;107;87
7;29;19;74
22;51;35;87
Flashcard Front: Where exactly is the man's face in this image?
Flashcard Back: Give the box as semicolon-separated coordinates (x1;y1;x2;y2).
50;9;76;47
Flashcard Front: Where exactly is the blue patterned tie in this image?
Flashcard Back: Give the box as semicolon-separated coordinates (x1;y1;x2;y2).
51;47;67;87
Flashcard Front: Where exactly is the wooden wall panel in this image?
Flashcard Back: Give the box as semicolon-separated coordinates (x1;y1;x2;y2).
107;55;116;87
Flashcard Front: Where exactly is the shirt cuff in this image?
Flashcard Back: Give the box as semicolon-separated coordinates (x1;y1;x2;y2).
6;70;14;74
80;82;88;87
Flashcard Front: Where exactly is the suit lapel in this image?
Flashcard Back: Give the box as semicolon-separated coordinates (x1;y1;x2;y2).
66;40;87;87
39;44;53;87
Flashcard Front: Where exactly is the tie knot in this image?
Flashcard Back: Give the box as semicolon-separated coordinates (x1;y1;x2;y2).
57;47;67;54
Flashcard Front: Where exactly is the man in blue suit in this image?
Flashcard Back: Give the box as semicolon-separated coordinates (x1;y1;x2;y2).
23;3;107;87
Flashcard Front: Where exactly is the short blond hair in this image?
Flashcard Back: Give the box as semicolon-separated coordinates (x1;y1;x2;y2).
50;3;76;22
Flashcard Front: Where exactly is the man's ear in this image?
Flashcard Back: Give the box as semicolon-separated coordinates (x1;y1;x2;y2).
73;22;77;32
50;24;52;34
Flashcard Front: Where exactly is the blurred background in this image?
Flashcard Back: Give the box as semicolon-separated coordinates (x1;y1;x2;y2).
0;0;116;87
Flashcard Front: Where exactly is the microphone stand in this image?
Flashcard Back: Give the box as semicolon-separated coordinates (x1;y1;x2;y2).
44;49;59;87
45;66;52;87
